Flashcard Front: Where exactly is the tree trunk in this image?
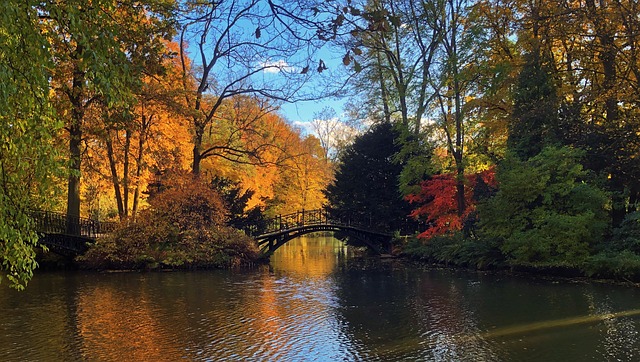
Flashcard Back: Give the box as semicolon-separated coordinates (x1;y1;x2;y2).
67;121;82;234
376;52;391;123
132;114;151;218
587;0;623;227
105;130;125;220
192;123;203;175
123;129;131;217
451;0;465;217
66;50;85;234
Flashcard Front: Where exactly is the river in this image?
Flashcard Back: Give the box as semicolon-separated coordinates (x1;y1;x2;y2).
1;235;640;361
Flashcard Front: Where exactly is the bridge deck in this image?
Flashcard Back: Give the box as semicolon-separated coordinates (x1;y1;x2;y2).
30;209;117;256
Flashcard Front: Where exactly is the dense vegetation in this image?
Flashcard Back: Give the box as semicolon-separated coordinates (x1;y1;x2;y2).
325;122;412;232
4;0;640;288
321;0;640;281
79;173;261;270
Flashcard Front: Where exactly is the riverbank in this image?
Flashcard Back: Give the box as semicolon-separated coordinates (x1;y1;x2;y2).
400;234;640;285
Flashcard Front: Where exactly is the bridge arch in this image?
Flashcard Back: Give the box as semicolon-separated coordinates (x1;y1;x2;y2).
253;210;392;256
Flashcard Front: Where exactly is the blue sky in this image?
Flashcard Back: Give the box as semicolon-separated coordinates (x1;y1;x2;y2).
279;98;346;128
276;46;350;134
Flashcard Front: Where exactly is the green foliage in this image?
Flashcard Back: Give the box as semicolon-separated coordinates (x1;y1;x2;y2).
582;251;640;281
509;51;560;159
478;146;608;265
209;176;267;235
79;175;260;269
404;234;503;270
0;1;65;289
395;124;433;196
324;122;412;232
609;211;640;254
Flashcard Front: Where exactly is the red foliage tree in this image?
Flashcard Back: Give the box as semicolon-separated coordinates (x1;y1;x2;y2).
407;168;496;239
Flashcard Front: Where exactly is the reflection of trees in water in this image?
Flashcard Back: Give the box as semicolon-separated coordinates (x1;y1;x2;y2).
0;274;85;360
253;235;355;360
271;234;348;277
5;250;640;360
76;277;184;361
331;265;502;360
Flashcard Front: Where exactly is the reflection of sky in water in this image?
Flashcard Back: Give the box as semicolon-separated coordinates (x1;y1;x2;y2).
1;236;640;361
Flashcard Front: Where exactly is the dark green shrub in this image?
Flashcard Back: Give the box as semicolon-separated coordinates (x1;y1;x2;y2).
582;251;640;281
610;211;640;254
404;234;503;269
478;147;608;266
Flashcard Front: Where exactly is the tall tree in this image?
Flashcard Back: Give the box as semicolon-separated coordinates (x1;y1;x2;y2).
178;0;323;175
343;0;443;133
43;0;175;223
508;50;560;159
429;0;486;217
325;122;410;231
0;1;64;289
87;41;188;220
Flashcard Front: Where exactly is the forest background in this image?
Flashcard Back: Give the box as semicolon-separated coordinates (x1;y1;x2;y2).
3;0;640;288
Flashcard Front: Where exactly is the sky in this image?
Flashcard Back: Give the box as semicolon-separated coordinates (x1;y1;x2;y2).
275;45;351;136
181;4;353;138
279;98;347;134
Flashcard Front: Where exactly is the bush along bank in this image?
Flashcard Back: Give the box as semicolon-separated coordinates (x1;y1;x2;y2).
77;174;264;270
403;147;640;283
401;229;640;283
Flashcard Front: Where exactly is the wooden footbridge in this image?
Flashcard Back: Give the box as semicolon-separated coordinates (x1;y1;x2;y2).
252;209;393;256
30;210;116;256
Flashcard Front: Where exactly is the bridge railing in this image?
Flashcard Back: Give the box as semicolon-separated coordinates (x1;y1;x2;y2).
261;209;378;235
29;209;117;239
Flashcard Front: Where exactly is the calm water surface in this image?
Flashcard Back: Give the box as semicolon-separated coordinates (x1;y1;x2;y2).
2;235;640;361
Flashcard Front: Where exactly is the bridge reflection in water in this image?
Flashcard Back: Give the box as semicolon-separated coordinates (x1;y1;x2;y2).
271;235;350;277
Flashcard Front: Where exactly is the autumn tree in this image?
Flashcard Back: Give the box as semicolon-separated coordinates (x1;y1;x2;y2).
407;168;495;239
79;172;260;269
42;0;176;223
85;41;191;220
178;0;327;175
269;134;331;213
504;0;640;228
334;0;495;208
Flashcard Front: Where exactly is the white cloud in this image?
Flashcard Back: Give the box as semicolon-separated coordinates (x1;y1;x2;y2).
260;59;296;73
292;120;315;135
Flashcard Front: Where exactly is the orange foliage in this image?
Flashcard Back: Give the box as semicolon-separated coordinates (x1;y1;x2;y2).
82;40;191;220
150;171;227;231
201;101;332;215
407;168;496;239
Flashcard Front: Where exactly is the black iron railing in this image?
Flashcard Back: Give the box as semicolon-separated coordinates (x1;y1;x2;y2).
258;209;378;235
29;209;117;239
